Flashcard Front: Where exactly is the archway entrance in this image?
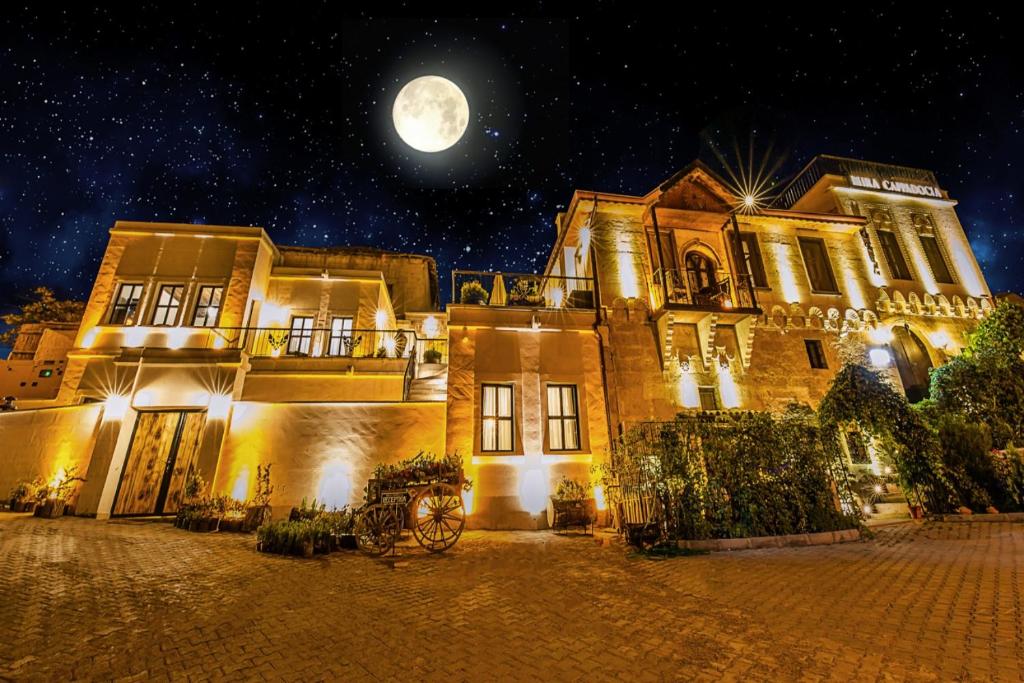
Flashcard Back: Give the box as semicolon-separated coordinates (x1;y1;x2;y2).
685;251;718;305
890;327;933;403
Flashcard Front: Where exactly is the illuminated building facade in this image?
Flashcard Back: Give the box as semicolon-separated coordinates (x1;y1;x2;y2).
0;156;993;527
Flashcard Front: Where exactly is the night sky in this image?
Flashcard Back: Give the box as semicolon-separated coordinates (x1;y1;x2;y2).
2;4;1022;321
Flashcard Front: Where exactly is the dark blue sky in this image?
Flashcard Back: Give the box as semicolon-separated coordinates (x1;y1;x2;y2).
1;3;1021;319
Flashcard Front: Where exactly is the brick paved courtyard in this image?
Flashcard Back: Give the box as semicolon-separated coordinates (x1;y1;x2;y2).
1;514;1022;682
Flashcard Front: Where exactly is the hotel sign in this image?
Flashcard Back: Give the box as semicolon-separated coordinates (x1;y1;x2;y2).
848;174;942;198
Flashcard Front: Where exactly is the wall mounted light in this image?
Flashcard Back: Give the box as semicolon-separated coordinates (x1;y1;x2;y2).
869;348;892;368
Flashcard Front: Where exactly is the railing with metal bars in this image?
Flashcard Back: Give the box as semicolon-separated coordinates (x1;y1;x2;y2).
651;270;756;310
451;270;596;310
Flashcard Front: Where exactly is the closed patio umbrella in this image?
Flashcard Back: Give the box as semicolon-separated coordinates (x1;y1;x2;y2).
490;273;507;306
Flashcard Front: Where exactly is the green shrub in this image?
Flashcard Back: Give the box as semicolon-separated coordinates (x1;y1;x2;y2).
459;280;488;304
608;408;859;541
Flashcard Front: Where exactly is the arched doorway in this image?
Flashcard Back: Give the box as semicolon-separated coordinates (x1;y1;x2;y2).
890;326;933;403
685;251;718;305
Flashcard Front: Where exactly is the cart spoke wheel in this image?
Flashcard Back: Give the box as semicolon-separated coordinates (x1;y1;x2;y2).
412;483;465;553
355;504;401;556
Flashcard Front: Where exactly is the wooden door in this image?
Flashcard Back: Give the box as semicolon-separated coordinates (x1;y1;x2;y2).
113;411;206;516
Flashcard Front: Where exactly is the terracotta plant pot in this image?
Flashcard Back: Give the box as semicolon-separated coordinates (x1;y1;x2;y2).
301;539;314;559
337;534;358;550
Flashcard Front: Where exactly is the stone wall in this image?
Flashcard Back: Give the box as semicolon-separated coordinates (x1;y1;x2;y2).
214;401;447;518
0;404;103;505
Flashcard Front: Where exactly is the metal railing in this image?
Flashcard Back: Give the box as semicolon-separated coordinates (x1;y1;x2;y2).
451;270;596;310
775;155;942;209
651;270;756;310
200;327;423;360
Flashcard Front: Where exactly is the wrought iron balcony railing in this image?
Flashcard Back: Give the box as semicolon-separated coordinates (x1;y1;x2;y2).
651;270;757;311
451;270;596;310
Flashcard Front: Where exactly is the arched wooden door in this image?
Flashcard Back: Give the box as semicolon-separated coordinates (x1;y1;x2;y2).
890;327;933;403
112;411;206;516
685;251;718;305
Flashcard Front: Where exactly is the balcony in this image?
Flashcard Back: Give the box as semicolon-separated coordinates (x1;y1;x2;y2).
650;270;760;324
204;327;448;365
451;271;596;310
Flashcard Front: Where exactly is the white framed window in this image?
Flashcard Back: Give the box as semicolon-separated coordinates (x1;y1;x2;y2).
481;384;514;452
151;284;185;326
328;316;354;356
109;283;144;325
191;285;223;327
547;384;580;451
287;316;314;355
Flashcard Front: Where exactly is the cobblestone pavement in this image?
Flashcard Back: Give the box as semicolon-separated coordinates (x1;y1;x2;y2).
1;515;1022;682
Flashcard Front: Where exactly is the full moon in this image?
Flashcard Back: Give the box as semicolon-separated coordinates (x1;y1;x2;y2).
392;75;469;153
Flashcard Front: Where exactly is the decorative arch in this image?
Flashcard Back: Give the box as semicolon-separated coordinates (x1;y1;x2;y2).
907;292;922;315
892;291;907;313
936;294;952;316
808;306;825;330
769;304;788;329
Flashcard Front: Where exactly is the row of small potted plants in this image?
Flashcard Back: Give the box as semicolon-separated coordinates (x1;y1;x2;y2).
174;464;274;533
256;500;358;558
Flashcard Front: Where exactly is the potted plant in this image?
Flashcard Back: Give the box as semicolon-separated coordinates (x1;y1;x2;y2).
34;466;86;519
243;464;274;532
509;278;544;307
422;348;443;365
459;280;488;305
9;479;41;513
547;476;597;534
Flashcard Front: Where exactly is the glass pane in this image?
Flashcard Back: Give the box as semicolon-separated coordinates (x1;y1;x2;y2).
564;419;579;450
497;386;512;417
921;237;953;283
482;385;495;417
208;287;222;307
482;418;496;451
549;418;563;450
547;386;562;416
498;420;513;451
561;386;577;416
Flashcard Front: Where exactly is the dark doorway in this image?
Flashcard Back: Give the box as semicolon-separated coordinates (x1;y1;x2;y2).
890;327;933;403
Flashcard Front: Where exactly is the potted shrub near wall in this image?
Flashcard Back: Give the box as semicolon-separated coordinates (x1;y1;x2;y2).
33;466;86;519
243;464;274;532
8;479;42;513
547;477;598;534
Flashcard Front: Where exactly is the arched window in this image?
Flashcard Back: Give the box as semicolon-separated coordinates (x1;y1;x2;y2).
685;251;718;303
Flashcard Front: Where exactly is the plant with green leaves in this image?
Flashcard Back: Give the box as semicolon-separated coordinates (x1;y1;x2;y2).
0;286;85;346
459;280;488;305
553;477;589;502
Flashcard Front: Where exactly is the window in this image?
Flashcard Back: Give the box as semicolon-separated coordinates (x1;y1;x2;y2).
38;369;53;378
108;283;143;324
151;285;184;326
805;339;828;369
191;286;223;327
287;316;314;355
481;384;514;452
547;384;580;451
698;387;718;411
919;235;954;284
797;237;839;293
327;317;354;356
738;233;768;288
876;230;913;281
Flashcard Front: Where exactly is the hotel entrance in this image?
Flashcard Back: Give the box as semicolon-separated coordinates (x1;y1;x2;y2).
112;411;206;516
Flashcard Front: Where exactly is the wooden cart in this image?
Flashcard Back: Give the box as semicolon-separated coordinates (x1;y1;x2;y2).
354;477;466;555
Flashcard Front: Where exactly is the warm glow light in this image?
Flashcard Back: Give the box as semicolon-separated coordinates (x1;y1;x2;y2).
124;327;147;348
81;328;98;349
375;308;388;329
579;226;592;253
259;302;291;326
232;466;250;501
550;286;565;308
166;327;188;350
461;487;474;515
190;391;211;407
212;335;227;350
208;394;232;420
133;390;155;407
717;364;740;409
423;315;440;338
677;370;699;408
616;240;640;299
869;348;892;367
519;468;549;514
743;194;755;209
271;347;281;358
868;325;893;345
929;330;951;349
383;335;397;356
593;485;607;511
49;468;66;490
317;459;353;509
771;243;801;304
103;394;130;421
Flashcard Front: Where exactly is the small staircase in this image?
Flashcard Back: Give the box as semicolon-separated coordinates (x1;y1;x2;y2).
407;363;448;401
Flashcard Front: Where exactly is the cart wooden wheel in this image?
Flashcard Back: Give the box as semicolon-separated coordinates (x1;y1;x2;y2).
355;504;401;556
411;483;465;553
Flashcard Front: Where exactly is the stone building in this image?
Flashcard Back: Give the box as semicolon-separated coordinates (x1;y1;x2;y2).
0;155;993;527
